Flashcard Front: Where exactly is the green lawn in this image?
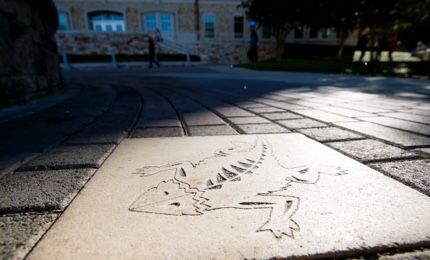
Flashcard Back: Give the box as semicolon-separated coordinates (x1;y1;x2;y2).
237;52;429;78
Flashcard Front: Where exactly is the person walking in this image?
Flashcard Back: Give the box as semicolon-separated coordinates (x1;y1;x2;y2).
248;29;259;62
148;37;160;68
357;33;368;62
387;35;399;62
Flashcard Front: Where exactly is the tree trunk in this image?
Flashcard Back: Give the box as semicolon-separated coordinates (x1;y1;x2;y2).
336;36;347;59
274;28;290;61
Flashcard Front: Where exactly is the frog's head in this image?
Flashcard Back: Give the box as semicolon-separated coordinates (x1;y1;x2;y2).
129;180;206;215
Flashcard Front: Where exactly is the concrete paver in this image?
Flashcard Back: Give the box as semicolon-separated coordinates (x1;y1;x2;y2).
318;106;377;118
17;144;115;171
1;66;430;259
236;123;291;134
336;122;430;147
188;125;238;136
378;112;430;125
226;116;271;124
28;134;430;259
402;108;430;116
297;127;364;142
247;106;286;113
0;169;96;214
260;111;303;120
327;139;418;162
278;118;327;129
292;109;359;123
0;213;59;260
131;127;184;138
358;116;430;135
212;105;255;117
369;159;430;196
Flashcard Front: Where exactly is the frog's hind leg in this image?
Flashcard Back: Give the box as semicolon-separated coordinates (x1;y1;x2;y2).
256;195;300;238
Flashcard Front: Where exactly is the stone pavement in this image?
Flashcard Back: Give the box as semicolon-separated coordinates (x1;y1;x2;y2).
1;66;429;259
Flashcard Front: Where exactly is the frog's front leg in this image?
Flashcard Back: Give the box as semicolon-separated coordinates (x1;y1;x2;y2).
237;195;300;239
289;164;348;184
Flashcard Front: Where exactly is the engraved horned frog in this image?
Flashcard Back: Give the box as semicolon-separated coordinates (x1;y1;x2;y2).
129;137;347;239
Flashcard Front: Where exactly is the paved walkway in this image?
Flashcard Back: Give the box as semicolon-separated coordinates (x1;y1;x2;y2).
1;66;429;259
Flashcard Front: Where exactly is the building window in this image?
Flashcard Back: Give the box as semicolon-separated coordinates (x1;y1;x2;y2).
89;11;124;31
143;13;174;40
58;13;69;30
204;15;215;39
145;14;157;30
234;15;244;39
262;25;272;39
160;14;173;39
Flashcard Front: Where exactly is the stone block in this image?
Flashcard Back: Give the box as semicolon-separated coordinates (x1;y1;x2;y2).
27;134;430;259
336;122;430;147
0;213;59;260
237;123;290;134
17;144;116;171
378;112;430;125
212;106;254;117
292;109;358;123
297;127;363;142
319;106;376;118
188;125;238;136
0;168;96;213
358;116;430;136
369;159;430;196
278;118;327;129
227;116;271;125
248;106;285;114
182;111;226;126
327;139;417;162
131;127;184;138
261;112;303;120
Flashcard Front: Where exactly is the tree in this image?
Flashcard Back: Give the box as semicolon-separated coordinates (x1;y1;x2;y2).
241;0;308;60
356;0;430;60
309;0;360;58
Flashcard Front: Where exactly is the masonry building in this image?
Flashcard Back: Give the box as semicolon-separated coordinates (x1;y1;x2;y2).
53;0;358;65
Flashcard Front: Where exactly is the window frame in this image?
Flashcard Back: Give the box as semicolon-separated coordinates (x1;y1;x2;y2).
233;15;244;39
203;14;215;39
142;12;175;40
87;10;126;32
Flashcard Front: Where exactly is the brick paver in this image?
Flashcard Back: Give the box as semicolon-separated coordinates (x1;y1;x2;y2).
1;66;429;259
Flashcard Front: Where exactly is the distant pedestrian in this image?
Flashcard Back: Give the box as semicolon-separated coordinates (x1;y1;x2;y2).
357;33;368;61
148;37;160;68
387;35;400;62
376;36;388;61
248;29;259;62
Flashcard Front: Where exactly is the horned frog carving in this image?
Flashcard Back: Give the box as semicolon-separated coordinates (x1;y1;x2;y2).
129;137;347;239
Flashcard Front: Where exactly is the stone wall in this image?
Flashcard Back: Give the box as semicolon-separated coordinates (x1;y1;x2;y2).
56;32;150;55
197;42;276;65
56;31;277;65
0;0;63;107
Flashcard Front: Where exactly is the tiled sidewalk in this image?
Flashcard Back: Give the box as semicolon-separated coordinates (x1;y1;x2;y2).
1;66;429;259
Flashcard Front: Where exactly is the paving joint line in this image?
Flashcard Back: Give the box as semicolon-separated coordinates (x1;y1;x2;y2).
146;87;188;136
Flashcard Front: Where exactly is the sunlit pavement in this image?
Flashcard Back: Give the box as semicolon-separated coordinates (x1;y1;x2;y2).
1;66;429;259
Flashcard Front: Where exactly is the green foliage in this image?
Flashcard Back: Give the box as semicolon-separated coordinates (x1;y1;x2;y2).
237;58;430;78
